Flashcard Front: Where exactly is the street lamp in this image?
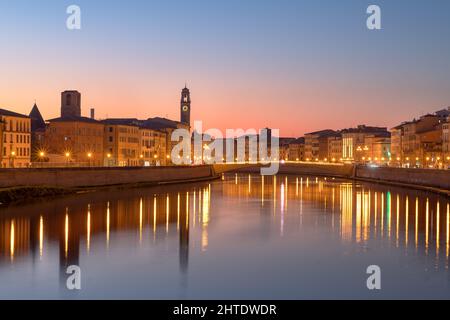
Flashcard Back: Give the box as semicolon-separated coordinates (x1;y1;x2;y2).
87;153;93;167
10;151;16;168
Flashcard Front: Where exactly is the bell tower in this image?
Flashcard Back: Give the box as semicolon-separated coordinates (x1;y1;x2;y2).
180;86;191;127
61;90;81;118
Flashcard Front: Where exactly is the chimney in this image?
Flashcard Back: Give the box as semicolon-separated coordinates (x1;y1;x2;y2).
90;108;95;119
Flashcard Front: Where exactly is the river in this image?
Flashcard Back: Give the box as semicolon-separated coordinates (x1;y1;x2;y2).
0;173;449;299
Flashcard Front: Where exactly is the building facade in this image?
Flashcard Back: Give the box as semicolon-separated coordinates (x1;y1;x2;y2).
328;135;343;162
341;125;390;163
103;120;141;167
288;137;305;161
140;126;167;166
0;109;31;168
391;112;447;168
45;117;104;166
443;119;450;166
304;130;337;161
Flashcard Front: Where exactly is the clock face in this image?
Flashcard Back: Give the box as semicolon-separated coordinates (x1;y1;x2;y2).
182;105;189;112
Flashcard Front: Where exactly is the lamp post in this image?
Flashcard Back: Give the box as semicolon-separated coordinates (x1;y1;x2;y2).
38;151;45;168
10;151;16;168
65;152;71;167
107;153;112;167
87;152;93;167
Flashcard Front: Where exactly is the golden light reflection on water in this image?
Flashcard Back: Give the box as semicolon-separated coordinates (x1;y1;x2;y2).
106;202;110;247
447;203;450;267
426;199;430;254
437;202;440;256
416;198;419;250
64;211;69;258
87;205;91;252
405;197;409;247
39;216;43;258
0;174;449;273
201;186;210;251
10;220;14;261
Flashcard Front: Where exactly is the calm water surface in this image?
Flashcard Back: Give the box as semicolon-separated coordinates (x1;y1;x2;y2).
0;173;449;299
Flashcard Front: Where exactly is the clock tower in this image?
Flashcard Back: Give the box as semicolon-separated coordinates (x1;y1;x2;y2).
180;86;191;127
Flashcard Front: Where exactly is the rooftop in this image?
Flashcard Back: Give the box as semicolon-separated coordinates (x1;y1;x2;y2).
304;129;337;137
47;116;102;124
0;108;30;119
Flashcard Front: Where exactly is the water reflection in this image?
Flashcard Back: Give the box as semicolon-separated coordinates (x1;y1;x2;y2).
0;184;211;280
0;174;449;298
221;174;450;270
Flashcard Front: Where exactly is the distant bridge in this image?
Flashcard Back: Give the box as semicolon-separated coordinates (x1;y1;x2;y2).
212;162;354;177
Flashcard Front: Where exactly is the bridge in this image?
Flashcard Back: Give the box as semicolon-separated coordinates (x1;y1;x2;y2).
212;162;356;180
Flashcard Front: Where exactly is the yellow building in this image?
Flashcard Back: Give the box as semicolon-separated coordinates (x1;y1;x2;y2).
391;112;447;168
288;138;305;161
304;130;337;161
443;120;450;167
144;117;190;163
45;117;104;166
363;136;391;164
103;120;141;167
140;126;167;166
327;136;342;162
0;109;31;168
341;125;390;163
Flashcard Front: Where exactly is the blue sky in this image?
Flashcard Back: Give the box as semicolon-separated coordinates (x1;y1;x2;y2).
1;0;450;135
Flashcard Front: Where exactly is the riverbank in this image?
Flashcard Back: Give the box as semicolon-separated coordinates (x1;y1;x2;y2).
235;163;450;197
0;165;219;205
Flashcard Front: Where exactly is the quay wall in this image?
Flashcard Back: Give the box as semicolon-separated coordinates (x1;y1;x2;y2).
0;165;216;189
355;166;450;191
228;163;450;194
1;163;449;195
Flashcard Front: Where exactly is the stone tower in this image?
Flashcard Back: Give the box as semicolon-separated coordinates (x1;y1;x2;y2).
61;90;81;118
180;86;191;127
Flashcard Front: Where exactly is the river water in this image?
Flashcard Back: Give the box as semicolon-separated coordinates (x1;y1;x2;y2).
0;173;449;299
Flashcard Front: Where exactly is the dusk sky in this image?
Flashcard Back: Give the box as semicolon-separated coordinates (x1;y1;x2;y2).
1;0;450;136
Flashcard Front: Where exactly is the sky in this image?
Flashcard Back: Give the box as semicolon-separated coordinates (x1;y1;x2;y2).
1;0;450;136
